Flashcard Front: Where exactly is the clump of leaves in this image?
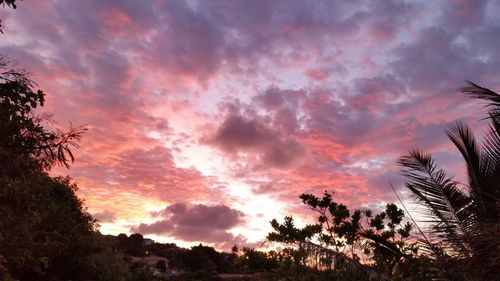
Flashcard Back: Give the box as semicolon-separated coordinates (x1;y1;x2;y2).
268;191;422;279
0;56;86;177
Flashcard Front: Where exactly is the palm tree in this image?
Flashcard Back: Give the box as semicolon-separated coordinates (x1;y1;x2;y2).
398;82;500;280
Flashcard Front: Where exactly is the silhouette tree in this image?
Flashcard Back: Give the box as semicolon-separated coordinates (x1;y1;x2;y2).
0;56;86;178
231;244;239;255
0;58;139;281
399;82;500;280
267;191;420;280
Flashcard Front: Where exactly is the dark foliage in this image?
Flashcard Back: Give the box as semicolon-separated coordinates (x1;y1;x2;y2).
398;82;500;280
0;57;86;178
267;191;425;280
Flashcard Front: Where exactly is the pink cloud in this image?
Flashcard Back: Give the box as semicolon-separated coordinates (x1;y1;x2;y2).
305;69;329;81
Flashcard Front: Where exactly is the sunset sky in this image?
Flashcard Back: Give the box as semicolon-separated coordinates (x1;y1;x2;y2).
1;0;500;251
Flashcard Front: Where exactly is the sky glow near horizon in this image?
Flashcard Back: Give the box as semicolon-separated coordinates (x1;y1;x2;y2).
1;0;500;251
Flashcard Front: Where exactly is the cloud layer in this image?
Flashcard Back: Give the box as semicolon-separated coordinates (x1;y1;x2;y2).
1;0;499;249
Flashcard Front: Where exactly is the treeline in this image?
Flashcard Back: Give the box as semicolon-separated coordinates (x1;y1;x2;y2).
112;233;239;277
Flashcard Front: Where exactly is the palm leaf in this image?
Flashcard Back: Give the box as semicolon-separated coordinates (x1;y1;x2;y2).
445;123;484;233
398;149;472;256
460;81;500;225
479;109;500;220
460;81;500;108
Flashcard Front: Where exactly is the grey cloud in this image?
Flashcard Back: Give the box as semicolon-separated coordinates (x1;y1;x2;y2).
132;203;245;246
206;115;306;168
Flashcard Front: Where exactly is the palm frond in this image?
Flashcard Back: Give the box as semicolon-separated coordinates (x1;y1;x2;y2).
398;149;472;256
460;81;500;108
446;123;486;224
482;109;500;168
480;108;500;218
458;80;500;223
